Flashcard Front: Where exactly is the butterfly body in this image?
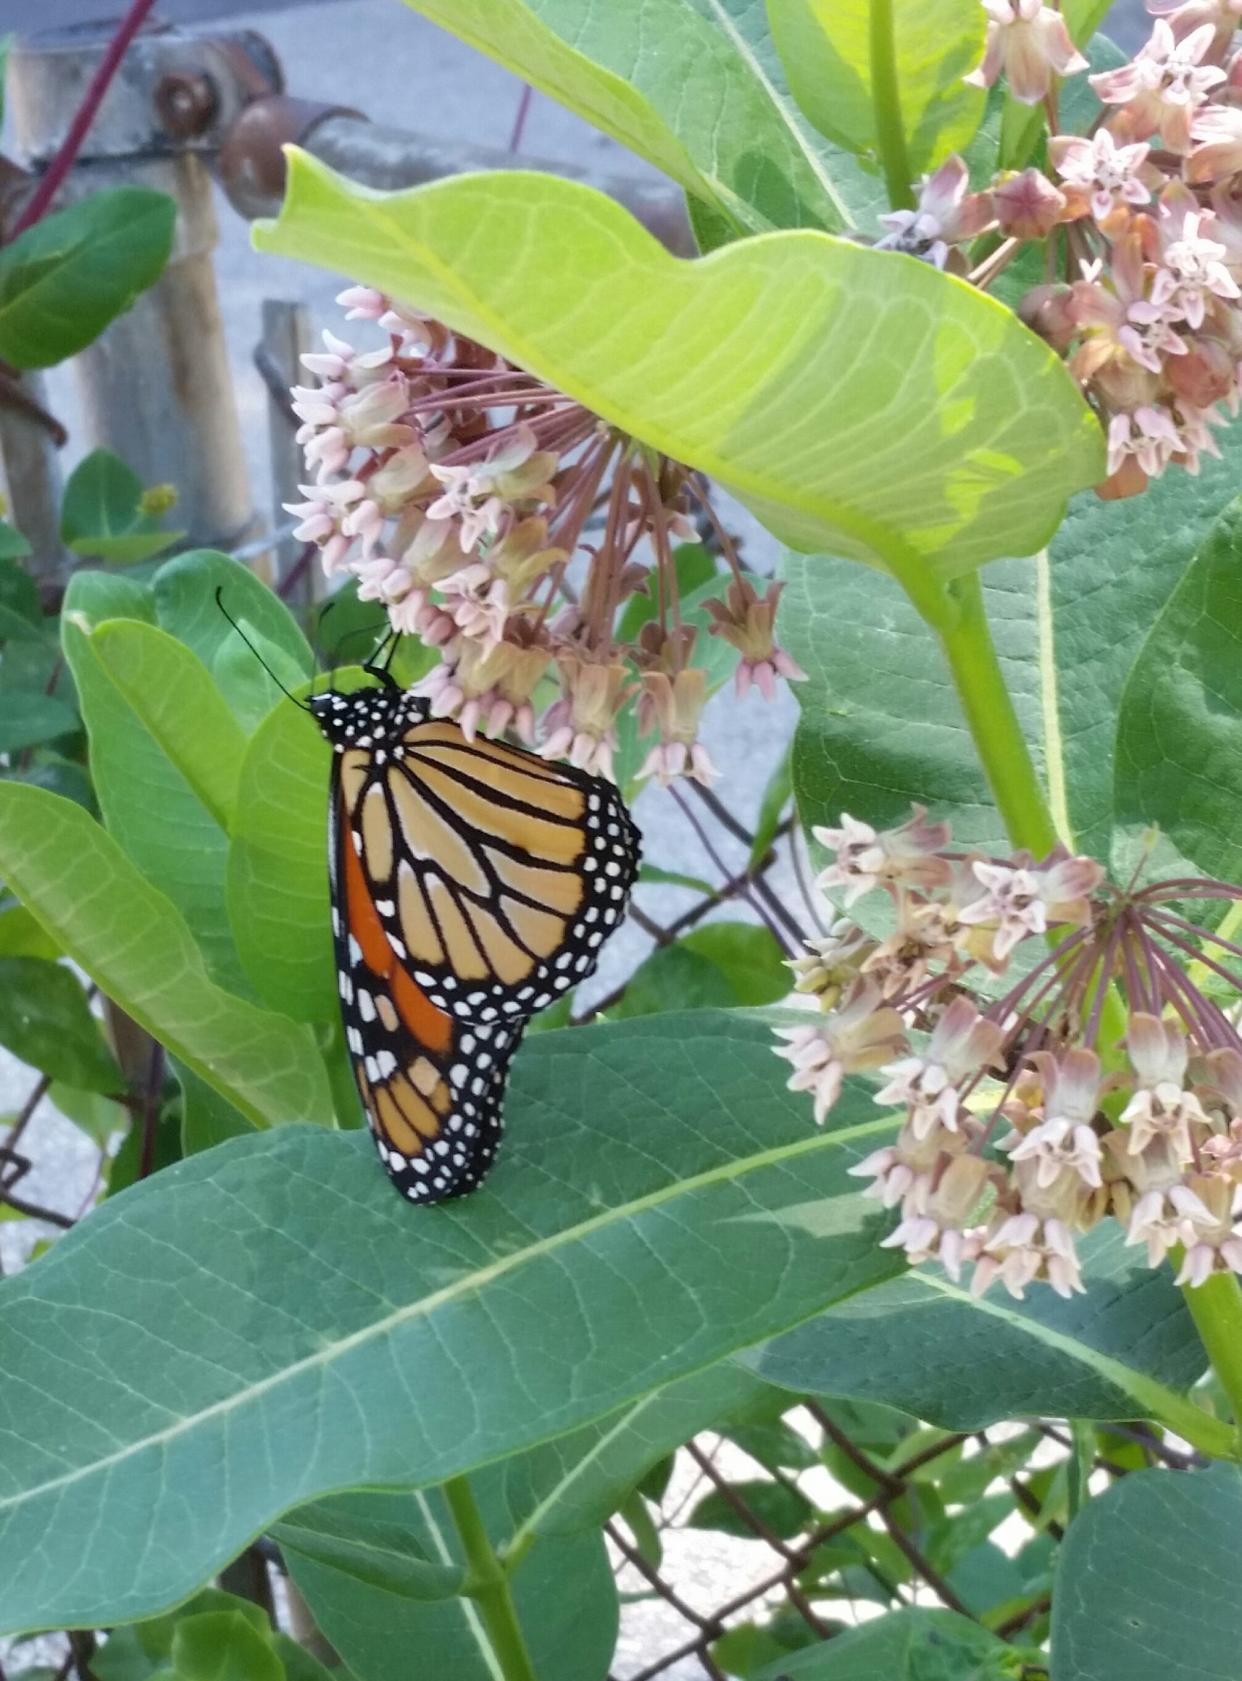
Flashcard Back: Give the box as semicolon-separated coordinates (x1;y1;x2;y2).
311;680;640;1202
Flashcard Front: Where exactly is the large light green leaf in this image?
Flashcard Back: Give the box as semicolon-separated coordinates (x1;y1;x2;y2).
1114;498;1242;885
256;157;1101;577
0;1014;901;1632
62;593;244;990
749;1225;1227;1452
0;783;331;1132
784;432;1242;855
767;0;985;179
404;0;856;235
226;680;352;1023
1051;1465;1242;1681
280;1483;616;1681
757;1609;1014;1679
89;621;246;833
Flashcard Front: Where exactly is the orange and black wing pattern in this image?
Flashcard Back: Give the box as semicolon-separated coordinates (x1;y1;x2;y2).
329;745;524;1201
312;680;638;1203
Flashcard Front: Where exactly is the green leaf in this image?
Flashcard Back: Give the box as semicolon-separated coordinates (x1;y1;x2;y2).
638;864;718;895
169;1612;282;1681
613;922;789;1018
755;1608;1015;1679
782;553;1032;850
93;1591;275;1681
403;0;858;235
751;744;792;867
0;188;175;369
62;597;243;989
784;422;1242;854
768;0;986;178
0;552;42;642
89;621;247;832
688;1476;814;1537
257;155;1101;577
0;957;120;1093
750;1225;1229;1452
48;1082;128;1147
225;681;338;1022
0;691;78;756
725;1415;819;1472
1114;497;1242;883
174;1057;253;1155
0;901;60;959
0;783;332;1131
1052;1464;1242;1681
153;550;313;731
282;1486;616;1681
0;519;33;560
60;450;182;564
495;1363;770;1545
0;1013;901;1630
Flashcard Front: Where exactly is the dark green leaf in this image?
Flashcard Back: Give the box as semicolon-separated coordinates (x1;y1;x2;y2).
638;864;718;895
0;551;41;642
93;1591;274;1681
0;1014;902;1629
48;1082;128;1146
725;1416;818;1472
1052;1464;1242;1681
0;691;78;755
687;1477;814;1538
751;745;793;868
61;450;182;564
0;956;120;1092
755;1607;1015;1678
612;922;789;1018
0;188;175;369
1114;497;1242;883
0;901;60;959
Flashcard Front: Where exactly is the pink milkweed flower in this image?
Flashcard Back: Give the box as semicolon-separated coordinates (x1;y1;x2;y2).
876;156;994;268
703;579;806;701
1050;130;1154;226
1151;210;1240;328
992;167;1067;238
966;0;1089;104
1147;0;1242;52
1188;104;1242;181
774;983;907;1125
813;806;952;907
874;997;1006;1139
1090;20;1226;153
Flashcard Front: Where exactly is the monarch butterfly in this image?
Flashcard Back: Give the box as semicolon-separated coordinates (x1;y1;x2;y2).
308;673;641;1202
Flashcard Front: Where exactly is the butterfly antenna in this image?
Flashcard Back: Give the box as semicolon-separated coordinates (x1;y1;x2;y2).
214;587;311;711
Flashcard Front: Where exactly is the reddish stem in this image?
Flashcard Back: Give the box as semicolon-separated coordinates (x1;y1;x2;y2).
8;0;161;241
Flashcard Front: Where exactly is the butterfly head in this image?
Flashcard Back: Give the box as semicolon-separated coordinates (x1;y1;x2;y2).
308;683;431;753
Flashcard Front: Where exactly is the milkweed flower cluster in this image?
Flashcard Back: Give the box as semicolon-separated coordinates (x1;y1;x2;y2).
884;0;1242;496
776;807;1242;1300
285;289;803;783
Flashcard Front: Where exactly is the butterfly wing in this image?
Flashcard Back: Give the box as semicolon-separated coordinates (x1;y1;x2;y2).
352;720;641;1022
331;759;524;1202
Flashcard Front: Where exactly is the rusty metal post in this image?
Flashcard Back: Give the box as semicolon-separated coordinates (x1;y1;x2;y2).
6;24;281;552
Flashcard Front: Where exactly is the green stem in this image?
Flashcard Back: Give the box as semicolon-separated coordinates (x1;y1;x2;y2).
444;1477;541;1681
938;574;1059;858
1180;1272;1242;1451
869;0;915;210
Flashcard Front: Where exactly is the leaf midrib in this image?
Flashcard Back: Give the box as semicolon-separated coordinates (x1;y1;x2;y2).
0;1113;896;1517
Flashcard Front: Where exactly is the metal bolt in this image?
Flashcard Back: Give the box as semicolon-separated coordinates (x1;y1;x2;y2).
153;71;218;139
